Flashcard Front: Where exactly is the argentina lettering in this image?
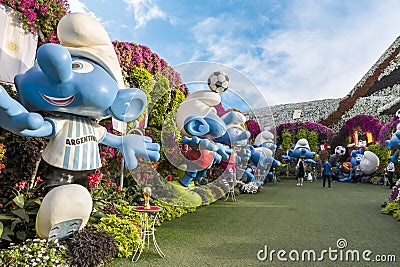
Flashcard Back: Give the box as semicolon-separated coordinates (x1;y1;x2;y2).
66;135;97;146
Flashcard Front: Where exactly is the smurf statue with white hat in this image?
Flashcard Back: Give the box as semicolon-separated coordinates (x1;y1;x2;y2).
212;111;251;182
175;76;232;187
0;13;160;240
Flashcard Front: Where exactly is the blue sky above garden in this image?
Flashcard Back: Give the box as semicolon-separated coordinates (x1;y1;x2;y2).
69;0;400;111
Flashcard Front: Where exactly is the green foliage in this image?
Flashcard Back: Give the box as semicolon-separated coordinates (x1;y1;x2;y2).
0;134;47;203
281;129;293;152
367;143;389;171
126;66;153;88
148;75;171;128
308;131;319;152
393;209;400;221
0;189;41;246
125;66;154;122
167;89;185;113
0;238;69;267
90;177;141;226
66;226;117;267
381;201;400;215
153;200;196;223
295;128;307;142
98;214;141;258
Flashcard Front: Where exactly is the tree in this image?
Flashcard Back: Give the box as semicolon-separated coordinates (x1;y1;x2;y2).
295;128;307;142
308;131;319;152
282;129;293;153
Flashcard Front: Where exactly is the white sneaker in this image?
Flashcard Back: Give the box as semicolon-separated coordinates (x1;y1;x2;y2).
296;183;300;186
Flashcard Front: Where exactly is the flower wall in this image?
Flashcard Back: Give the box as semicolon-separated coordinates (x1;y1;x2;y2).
0;0;69;43
113;41;187;96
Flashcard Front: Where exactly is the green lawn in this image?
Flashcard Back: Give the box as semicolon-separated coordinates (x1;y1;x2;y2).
109;178;399;267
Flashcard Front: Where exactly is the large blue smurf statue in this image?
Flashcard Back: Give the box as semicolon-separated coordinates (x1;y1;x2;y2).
253;130;281;181
288;138;316;160
176;90;232;187
386;123;400;163
213;111;251;181
0;13;160;240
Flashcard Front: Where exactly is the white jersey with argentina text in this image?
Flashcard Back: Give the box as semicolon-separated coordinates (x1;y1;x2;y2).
42;115;106;171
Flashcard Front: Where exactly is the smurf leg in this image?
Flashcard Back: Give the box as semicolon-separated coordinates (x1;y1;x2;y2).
180;171;197;187
194;169;208;183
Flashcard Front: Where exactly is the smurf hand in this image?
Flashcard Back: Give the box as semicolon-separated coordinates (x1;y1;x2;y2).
215;143;232;160
213;153;222;164
240;147;252;162
0;86;44;135
121;134;160;169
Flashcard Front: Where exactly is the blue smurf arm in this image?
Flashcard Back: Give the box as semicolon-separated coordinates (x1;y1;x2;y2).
101;132;160;169
182;136;218;151
0;86;54;137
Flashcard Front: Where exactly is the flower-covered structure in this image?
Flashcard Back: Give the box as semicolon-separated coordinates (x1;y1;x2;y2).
337;115;383;146
274;121;335;148
0;0;69;43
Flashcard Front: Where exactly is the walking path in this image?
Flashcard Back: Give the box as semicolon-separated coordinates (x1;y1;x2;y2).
111;179;399;267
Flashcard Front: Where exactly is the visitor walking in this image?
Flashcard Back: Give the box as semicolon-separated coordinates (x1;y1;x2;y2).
386;160;396;189
354;161;362;183
296;158;305;186
321;158;332;189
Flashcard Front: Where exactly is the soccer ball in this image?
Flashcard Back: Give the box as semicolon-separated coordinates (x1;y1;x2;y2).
207;71;229;93
395;109;400;119
335;145;346;156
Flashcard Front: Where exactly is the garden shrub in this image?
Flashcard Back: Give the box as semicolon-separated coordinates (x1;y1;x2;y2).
393;209;400;221
153;200;196;224
381;201;400;215
367;143;390;172
308;130;319;152
0;189;42;247
66;226;116;267
295;128;307;142
281;129;293;153
98;215;141;258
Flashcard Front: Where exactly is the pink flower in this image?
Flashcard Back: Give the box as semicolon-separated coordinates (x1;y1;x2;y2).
15;180;28;190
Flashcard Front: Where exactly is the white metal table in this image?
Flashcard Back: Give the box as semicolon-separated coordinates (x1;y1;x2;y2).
132;206;165;262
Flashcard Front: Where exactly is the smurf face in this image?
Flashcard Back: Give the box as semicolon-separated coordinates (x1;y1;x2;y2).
262;141;277;153
222;126;249;147
15;44;120;119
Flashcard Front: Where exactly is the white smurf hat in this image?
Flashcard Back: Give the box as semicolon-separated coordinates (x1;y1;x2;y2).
57;13;125;88
176;90;221;136
294;138;310;150
254;130;274;145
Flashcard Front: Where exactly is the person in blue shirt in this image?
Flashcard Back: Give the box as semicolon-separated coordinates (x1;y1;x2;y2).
321;158;332;189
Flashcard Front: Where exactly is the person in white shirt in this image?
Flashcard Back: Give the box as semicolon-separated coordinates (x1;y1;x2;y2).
386;160;396;189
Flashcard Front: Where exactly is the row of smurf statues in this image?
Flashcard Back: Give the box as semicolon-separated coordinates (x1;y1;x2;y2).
4;11;397;243
0;12;281;240
175;89;281;188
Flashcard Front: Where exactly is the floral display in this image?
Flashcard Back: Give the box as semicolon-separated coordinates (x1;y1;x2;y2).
378;116;400;146
0;143;5;173
245;119;261;141
0;0;69;43
338;114;383;142
2;1;400;264
113;41;187;95
0;238;69;266
274;121;335;146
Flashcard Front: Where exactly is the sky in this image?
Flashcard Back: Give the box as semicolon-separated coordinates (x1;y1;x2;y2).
67;0;400;111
